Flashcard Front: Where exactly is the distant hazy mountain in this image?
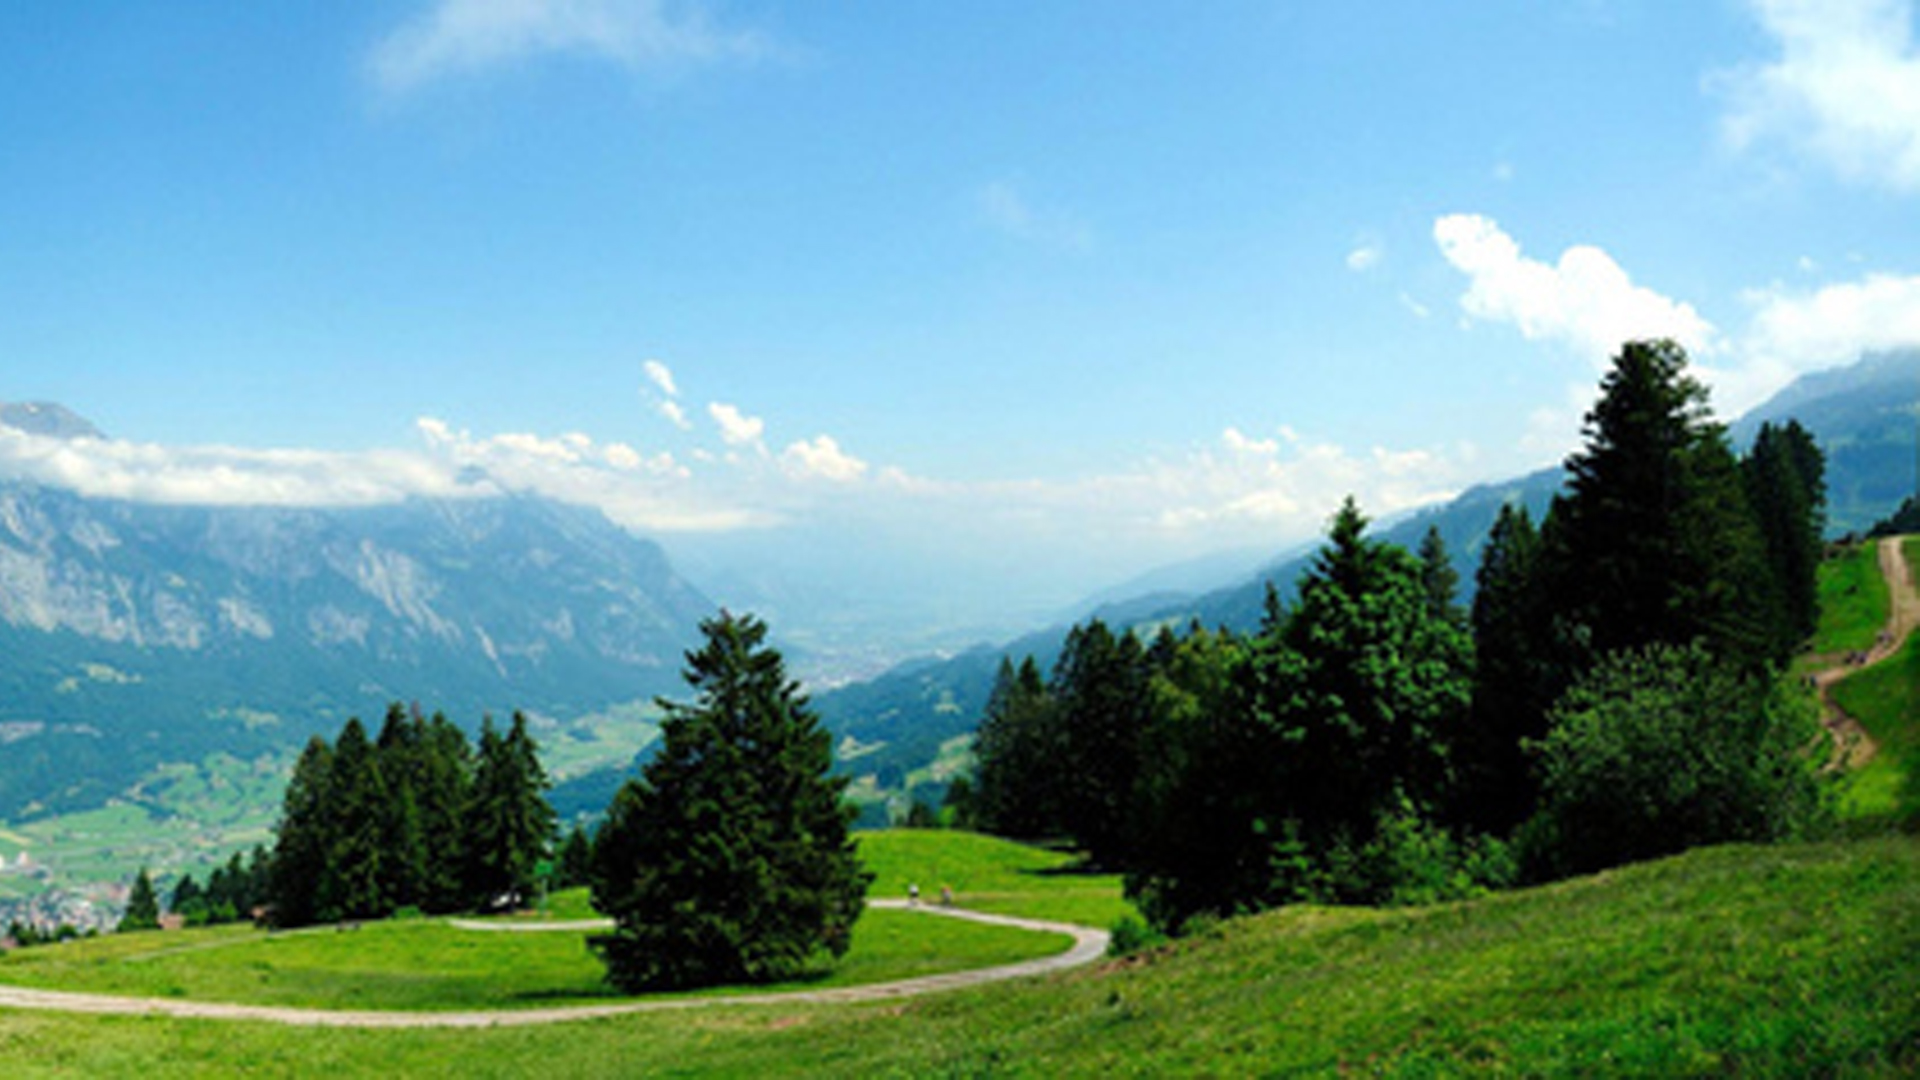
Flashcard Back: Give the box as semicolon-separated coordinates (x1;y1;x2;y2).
813;350;1920;803
0;411;713;818
1732;348;1920;536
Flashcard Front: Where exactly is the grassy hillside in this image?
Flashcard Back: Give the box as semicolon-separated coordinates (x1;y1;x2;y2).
0;834;1915;1076
1829;537;1920;825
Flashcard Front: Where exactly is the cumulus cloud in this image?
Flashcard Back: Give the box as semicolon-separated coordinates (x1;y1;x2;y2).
1718;0;1920;190
642;358;679;398
367;0;772;94
0;425;475;508
977;180;1092;250
781;435;868;483
707;401;765;447
1148;427;1466;536
1434;213;1718;366
657;399;691;430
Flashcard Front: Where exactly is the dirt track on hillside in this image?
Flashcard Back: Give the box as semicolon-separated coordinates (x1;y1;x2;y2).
0;901;1108;1029
1813;536;1919;767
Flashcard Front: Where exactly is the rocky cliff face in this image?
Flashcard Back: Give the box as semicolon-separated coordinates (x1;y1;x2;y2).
0;467;713;817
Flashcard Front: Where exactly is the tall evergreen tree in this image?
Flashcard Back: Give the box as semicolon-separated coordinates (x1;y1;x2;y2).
970;656;1063;839
268;735;334;927
318;717;390;921
1744;420;1827;654
463;712;555;910
1458;503;1558;833
590;611;870;992
1051;619;1152;868
1417;526;1466;628
1274;498;1474;848
1544;339;1774;665
119;867;160;932
374;704;429;911
415;710;474;912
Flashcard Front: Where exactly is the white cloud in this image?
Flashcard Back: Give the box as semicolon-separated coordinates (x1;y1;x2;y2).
976;180;1092;250
657;399;691;430
781;435;868;483
707;401;765;447
642;358;679;398
1434;213;1718;366
367;0;772;94
1346;244;1382;273
1718;0;1920;190
1703;270;1920;412
0;426;475;508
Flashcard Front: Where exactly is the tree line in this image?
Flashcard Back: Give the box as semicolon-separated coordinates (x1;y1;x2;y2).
266;704;556;926
964;340;1833;932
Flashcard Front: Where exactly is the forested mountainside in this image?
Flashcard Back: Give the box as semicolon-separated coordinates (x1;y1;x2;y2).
0;470;711;818
811;349;1920;807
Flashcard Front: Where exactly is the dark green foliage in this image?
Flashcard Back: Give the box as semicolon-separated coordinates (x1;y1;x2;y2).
1457;504;1558;833
1126;502;1480;928
554;823;594;891
1545;339;1777;666
1269;498;1473;850
265;704;548;927
1871;494;1920;537
1416;525;1465;628
969;657;1064;839
590;612;870;992
1521;642;1829;879
1745;420;1828;652
118;867;160;932
317;718;391;921
1051;620;1152;868
463;712;555;910
172;848;270;926
267;736;334;928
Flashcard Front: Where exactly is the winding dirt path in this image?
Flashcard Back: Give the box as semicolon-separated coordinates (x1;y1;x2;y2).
1812;536;1920;767
0;901;1109;1029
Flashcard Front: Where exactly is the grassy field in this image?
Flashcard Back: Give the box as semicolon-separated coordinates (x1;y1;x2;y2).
1811;541;1892;657
0;889;1071;1012
0;833;1914;1076
1829;536;1920;825
860;828;1135;929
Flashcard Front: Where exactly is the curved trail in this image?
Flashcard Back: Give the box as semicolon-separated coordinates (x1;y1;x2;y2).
0;901;1109;1029
1812;536;1919;767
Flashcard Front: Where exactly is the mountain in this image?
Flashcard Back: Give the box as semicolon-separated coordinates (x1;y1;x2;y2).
0;416;714;819
1732;348;1920;536
812;350;1920;806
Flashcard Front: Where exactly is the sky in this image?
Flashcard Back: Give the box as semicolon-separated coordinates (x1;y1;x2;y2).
6;1;1920;652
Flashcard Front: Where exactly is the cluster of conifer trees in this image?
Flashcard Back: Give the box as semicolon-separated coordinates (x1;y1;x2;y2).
267;704;556;926
168;847;269;926
966;340;1833;932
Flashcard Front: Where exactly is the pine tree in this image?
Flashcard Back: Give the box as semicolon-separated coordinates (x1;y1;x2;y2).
1546;339;1774;664
1051;619;1151;869
590;611;870;992
119;867;160;932
318;718;389;921
1458;503;1558;833
1744;420;1827;655
268;735;334;927
463;712;555;910
970;656;1063;839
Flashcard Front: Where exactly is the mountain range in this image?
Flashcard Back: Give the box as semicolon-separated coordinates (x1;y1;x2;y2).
0;349;1915;844
805;349;1920;806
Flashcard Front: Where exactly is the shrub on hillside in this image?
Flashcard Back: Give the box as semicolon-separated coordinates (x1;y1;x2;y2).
1520;641;1830;879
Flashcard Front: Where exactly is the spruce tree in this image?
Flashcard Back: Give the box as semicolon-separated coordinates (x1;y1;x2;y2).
268;735;334;927
463;712;555;910
590;611;870;992
1546;339;1774;665
318;718;389;921
1051;619;1151;869
119;867;160;932
970;656;1063;840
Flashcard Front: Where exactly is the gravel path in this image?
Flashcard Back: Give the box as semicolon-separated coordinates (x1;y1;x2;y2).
0;902;1109;1029
1814;535;1919;766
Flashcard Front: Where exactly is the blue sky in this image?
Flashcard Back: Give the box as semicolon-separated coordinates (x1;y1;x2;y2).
6;1;1920;648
